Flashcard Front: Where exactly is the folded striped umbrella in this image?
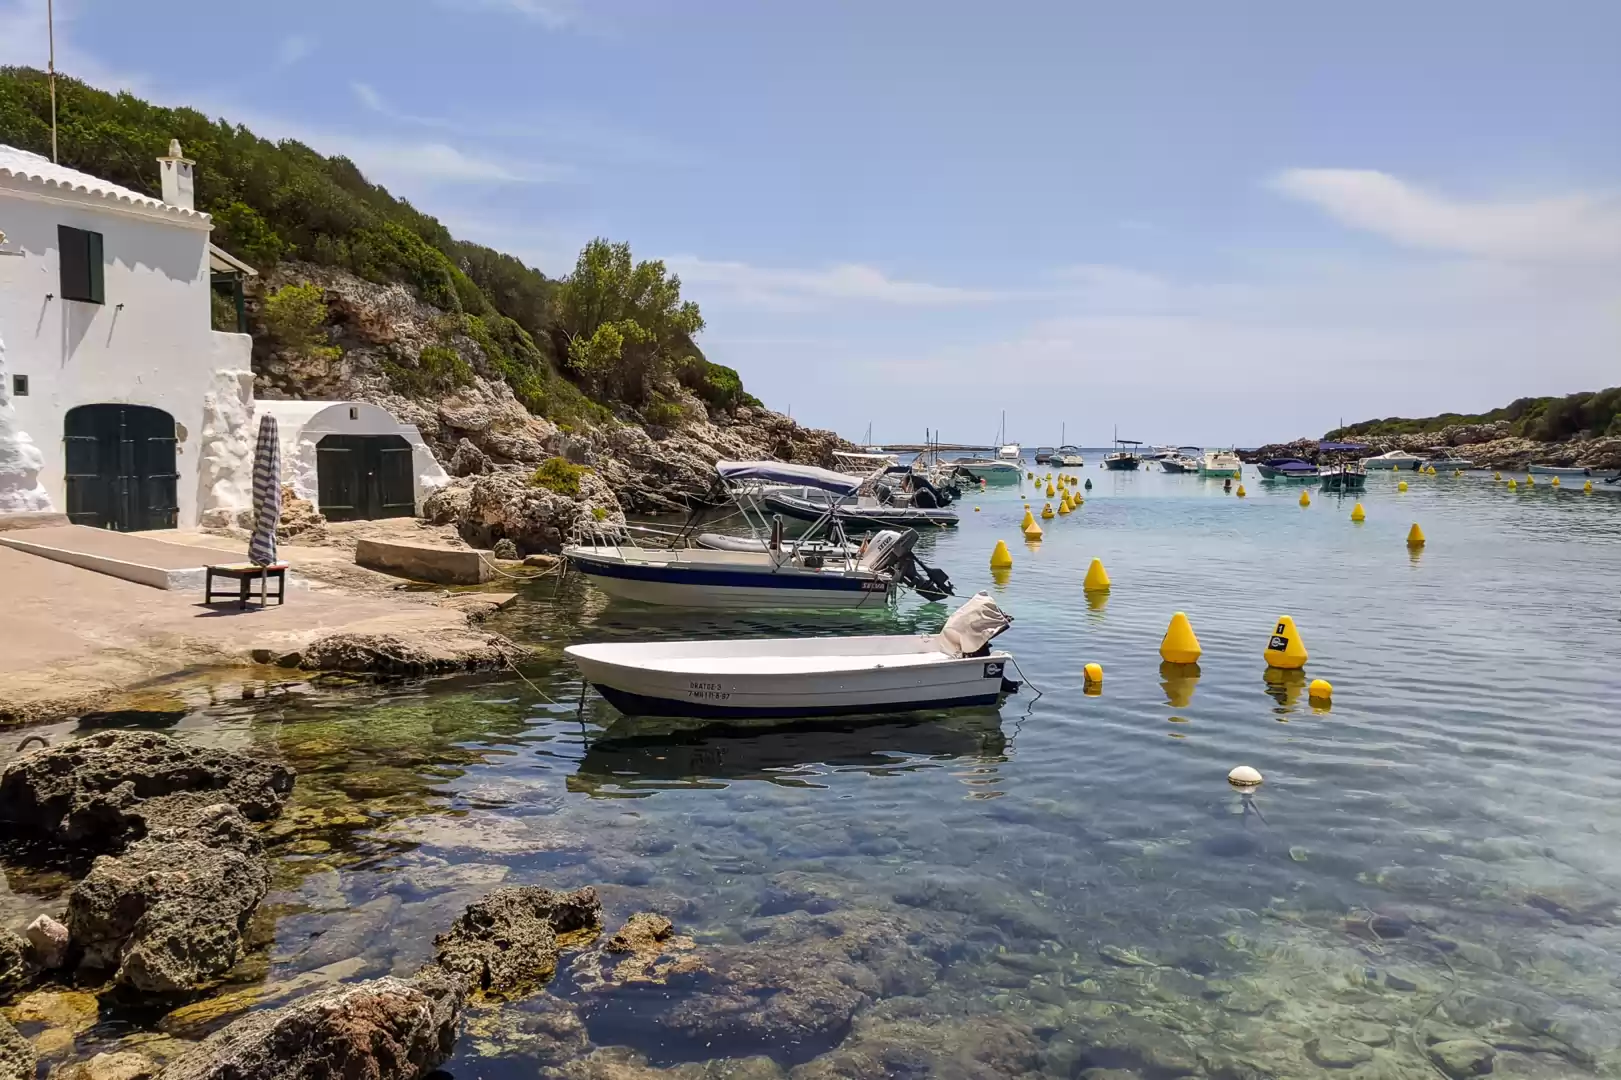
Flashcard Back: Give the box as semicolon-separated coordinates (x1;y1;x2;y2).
248;414;281;567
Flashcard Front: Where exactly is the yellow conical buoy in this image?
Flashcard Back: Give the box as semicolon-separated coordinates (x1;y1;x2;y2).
974;506;981;512
1023;519;1044;541
1298;489;1311;507
1058;496;1072;515
1084;662;1103;685
1160;612;1202;665
1526;475;1535;486
1021;508;1036;529
1046;484;1055;497
1350;502;1365;522
1236;484;1246;497
1308;678;1332;702
1551;475;1561;487
1393;464;1400;472
1406;522;1425;548
1585;480;1594;493
1041;502;1055;520
1507;478;1517;489
1397;480;1408;492
1027;471;1034;480
1083;557;1111;592
1493;471;1501;480
1264;615;1308;670
990;539;1014;569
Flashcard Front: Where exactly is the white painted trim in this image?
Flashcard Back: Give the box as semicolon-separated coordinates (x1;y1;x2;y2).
0;178;213;230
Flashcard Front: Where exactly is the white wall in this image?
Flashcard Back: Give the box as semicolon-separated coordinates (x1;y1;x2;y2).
0;186;226;526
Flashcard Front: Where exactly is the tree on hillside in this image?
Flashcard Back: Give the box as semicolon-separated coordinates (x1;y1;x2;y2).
558;239;704;406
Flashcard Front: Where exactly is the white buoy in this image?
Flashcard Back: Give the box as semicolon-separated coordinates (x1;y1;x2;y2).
1228;765;1263;787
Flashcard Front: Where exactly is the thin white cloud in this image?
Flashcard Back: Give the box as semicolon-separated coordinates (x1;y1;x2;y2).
350;81;454;129
1272;168;1621;264
435;0;577;29
669;256;1002;310
275;35;315;67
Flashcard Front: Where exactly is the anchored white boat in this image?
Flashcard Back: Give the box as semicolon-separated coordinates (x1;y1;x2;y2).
1360;450;1425;471
1198;449;1242;478
1527;463;1592;477
567;593;1018;718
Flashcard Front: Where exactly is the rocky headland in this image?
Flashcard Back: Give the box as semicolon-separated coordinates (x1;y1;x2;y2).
1249;420;1621;470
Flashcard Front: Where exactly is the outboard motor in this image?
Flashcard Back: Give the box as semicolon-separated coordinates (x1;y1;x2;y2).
859;529;954;602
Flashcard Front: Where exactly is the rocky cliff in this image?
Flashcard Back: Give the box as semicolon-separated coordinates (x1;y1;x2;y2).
253;263;847;553
1250;420;1621;470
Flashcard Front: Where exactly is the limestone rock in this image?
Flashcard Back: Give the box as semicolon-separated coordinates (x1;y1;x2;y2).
606;912;672;953
25;914;69;970
491;538;519;560
430;885;601;999
0;1014;34;1080
425;466;623;555
448;438;491;477
0;929;29;1000
296;630;527;675
1307;1035;1373;1069
157;970;464;1080
1427;1039;1495;1078
0;730;295;851
68;814;269;992
51;1051;159;1080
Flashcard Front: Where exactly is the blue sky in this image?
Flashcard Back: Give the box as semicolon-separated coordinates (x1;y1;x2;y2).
4;0;1618;445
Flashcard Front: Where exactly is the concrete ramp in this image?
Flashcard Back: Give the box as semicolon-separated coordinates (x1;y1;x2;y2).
0;526;251;590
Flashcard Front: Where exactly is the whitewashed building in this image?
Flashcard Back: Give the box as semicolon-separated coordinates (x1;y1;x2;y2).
0;141;446;530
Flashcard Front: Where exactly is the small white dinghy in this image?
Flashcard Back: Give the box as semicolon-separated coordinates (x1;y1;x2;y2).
566;593;1018;719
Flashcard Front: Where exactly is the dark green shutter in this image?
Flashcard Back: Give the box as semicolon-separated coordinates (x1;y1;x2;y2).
57;225;105;304
86;229;104;304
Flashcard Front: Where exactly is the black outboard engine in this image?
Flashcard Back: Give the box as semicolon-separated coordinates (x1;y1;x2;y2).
860;529;954;602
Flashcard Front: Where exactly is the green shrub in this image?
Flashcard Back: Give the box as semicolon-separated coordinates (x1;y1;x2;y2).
591;506;609;521
530;456;589;497
261;282;339;360
383;344;472;396
642;396;687;428
210;289;238;332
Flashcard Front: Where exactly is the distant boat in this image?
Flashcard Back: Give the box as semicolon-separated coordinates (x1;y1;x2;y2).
1424;455;1475;470
1157;446;1202;474
1051;445;1085;467
949;457;1023;484
761;486;960;532
1033;446;1056;464
1319;463;1368;492
1527;464;1592;477
1104;429;1143;471
996;443;1022;462
1198;449;1243;478
1143;445;1177;461
1360;450;1425;471
1256;458;1320;481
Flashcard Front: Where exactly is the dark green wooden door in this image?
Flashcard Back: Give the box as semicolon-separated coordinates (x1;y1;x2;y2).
316;434;414;521
63;404;179;531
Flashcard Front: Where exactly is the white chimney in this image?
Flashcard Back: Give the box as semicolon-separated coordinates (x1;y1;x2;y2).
157;138;195;211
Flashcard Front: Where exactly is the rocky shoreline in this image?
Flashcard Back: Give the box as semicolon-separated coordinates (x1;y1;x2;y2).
1247;420;1621;470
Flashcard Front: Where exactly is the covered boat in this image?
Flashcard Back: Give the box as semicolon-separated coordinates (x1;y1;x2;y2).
566;593;1018;718
762;485;959;531
1256;458;1321;480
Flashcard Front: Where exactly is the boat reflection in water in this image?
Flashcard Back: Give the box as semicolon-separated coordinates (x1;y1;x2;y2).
568;708;1008;795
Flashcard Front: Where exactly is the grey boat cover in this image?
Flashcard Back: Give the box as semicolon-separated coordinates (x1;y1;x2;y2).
934;592;1013;657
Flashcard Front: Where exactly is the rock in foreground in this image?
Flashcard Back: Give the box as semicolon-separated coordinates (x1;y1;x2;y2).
431;885;601;1000
158;971;464;1080
0;929;30;1001
0;1015;35;1080
0;731;294;850
296;630;528;676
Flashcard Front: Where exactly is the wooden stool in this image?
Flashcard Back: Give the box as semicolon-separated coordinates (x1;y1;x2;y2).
205;563;288;610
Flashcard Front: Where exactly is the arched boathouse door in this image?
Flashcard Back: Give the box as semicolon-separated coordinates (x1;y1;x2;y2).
63;404;180;531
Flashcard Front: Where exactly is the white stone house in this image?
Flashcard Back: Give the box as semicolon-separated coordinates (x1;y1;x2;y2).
0;141;446;530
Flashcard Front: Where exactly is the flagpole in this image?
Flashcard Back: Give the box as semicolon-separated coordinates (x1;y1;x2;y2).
48;0;58;162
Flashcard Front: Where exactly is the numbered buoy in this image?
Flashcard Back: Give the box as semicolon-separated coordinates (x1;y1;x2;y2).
1406;522;1425;548
1308;678;1333;702
1350;502;1365;522
990;540;1013;569
1228;765;1263;788
1264;615;1308;670
1160;611;1202;665
1083;558;1111;592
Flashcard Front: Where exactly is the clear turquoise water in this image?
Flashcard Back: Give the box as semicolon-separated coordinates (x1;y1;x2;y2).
6;468;1621;1078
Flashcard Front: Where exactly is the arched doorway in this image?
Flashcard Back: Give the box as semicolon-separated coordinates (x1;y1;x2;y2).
316;433;415;521
63;404;179;531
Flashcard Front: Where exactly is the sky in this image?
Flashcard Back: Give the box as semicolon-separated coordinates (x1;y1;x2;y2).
2;0;1618;446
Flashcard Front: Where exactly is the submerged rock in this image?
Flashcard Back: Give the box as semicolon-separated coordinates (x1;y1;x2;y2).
52;1051;159;1080
0;1015;34;1080
68;810;269;992
296;630;527;676
1307;1035;1373;1069
0;929;29;1000
1427;1039;1495;1078
0;730;294;850
430;885;601;1000
463;992;587;1065
25;915;69;970
158;970;464;1080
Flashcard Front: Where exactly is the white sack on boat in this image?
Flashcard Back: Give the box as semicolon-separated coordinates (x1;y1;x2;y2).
935;592;1013;657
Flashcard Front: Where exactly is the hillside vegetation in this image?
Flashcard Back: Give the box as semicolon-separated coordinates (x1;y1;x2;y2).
1327;386;1621;443
0;66;755;427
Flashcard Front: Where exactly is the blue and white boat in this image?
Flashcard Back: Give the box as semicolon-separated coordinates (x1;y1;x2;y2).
1256;458;1320;481
562;461;951;609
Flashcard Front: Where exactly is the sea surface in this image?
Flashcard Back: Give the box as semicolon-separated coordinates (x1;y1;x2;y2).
6;466;1621;1079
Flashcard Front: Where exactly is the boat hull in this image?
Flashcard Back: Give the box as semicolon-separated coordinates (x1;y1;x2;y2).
1256;465;1319;481
1319;471;1368;492
1103;458;1140;471
1198;466;1241;478
1157;459;1195;474
567;551;893;610
1527;465;1592;476
570;649;1011;719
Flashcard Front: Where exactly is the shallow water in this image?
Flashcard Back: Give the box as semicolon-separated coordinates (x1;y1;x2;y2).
6;467;1621;1078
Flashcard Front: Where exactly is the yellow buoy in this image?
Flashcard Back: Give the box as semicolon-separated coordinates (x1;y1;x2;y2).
974;506;981;512
1507;478;1517;489
1083;557;1111;592
1027;472;1034;480
1021;508;1036;528
1393;464;1400;471
1397;480;1408;492
1228;765;1263;788
990;540;1013;569
1585;480;1594;493
1084;662;1103;685
1406;522;1425;548
1160;611;1202;665
1298;489;1311;507
1308;678;1333;702
1526;475;1535;486
1236;484;1246;497
1493;471;1501;480
1264;615;1308;670
1350;502;1365;522
1046;484;1055;497
1058;497;1072;515
1041;503;1055;520
1023;520;1044;541
1551;475;1561;487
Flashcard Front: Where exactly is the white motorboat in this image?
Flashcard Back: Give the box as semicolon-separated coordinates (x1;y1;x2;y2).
949;457;1023;483
831;449;900;474
567;593;1017;718
1360;450;1425;471
1050;445;1085;467
564;461;953;609
1198;449;1242;478
1526;463;1592;477
1158;447;1202;474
